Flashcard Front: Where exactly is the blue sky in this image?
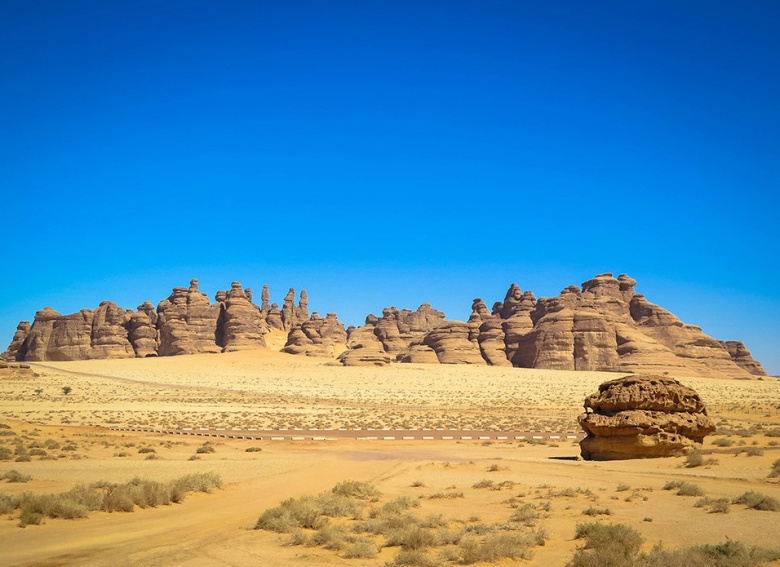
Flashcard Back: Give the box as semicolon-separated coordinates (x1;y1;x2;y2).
1;1;778;374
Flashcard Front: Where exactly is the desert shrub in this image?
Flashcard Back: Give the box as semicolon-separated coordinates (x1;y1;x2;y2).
311;524;349;550
255;495;328;532
61;443;77;451
510;503;538;526
331;480;381;501
410;480;426;487
28;448;47;457
382;496;418;515
342;540;378;558
195;444;215;454
315;493;362;518
385;525;438;550
460;533;535;563
574;522;643;556
427;491;464;499
285;529;310;546
0;447;12;460
642;539;780;567
765;428;780;437
0;492;14;514
734;446;764;457
770;459;780;478
389;549;439;566
686;451;704;467
711;438;734;447
43;439;60;450
667;482;705;497
695;497;730;514
245;447;262;452
582;507;613;516
3;469;32;483
419;513;447;529
169;472;222;498
732;491;780;511
18;510;44;527
15;455;31;462
616;483;630;492
472;479;494;489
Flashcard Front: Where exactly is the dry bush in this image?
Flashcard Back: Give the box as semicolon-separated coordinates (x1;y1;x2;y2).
459;532;535;564
770;459;780;479
2;470;31;483
695;497;730;514
732;491;780;512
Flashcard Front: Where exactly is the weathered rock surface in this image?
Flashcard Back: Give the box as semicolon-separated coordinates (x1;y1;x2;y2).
218;282;267;352
20;307;61;361
2;321;30;361
282;312;347;357
419;321;485;365
127;303;158;357
718;341;767;376
337;325;392;366
578;375;715;460
157;282;219;356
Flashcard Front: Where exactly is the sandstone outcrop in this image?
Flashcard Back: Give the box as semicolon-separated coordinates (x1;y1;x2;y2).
337;325;392;366
218;282;267;351
0;359;35;378
127;303;158;357
157;280;220;356
3;274;768;377
2;321;30;361
578;375;715;460
418;321;485;365
282;312;347;357
719;341;766;376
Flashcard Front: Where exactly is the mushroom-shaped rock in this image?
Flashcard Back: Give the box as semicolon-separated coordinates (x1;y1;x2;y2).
578;375;715;460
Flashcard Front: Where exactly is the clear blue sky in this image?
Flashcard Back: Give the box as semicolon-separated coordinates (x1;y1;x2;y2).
1;1;778;374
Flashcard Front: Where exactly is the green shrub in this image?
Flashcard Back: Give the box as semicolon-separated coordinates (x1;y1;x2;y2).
732;491;780;511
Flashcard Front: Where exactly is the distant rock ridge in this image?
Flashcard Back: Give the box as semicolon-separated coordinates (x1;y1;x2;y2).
2;279;329;361
1;272;768;379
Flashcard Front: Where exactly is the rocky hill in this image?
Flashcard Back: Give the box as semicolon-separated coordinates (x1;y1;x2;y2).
2;273;766;379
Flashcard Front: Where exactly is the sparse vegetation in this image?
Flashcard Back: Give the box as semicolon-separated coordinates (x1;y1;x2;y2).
2;469;32;482
732;491;780;512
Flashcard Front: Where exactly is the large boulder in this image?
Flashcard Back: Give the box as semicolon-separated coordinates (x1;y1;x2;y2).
578;375;715;460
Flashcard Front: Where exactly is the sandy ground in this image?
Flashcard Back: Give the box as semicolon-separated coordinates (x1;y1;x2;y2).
1;350;779;566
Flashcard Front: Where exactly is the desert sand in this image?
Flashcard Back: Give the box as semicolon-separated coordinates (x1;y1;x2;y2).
1;350;779;566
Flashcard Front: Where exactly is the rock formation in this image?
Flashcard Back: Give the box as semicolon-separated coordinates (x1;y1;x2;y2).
127;303;158;357
718;341;766;376
578;375;716;460
281;312;347;357
218;282;267;351
2;321;30;361
157;280;221;356
337;325;392;366
0;359;36;379
3;273;769;377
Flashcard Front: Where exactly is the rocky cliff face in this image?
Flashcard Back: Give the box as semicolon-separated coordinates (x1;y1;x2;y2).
718;341;766;376
282;312;347;357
